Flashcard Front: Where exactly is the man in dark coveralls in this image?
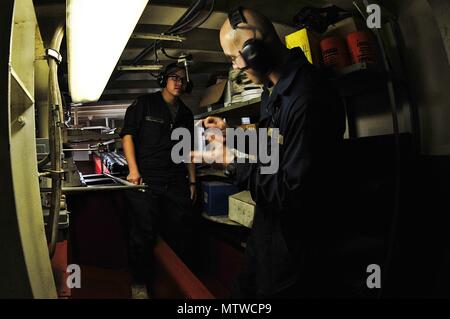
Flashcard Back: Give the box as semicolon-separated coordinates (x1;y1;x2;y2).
194;7;346;298
120;63;197;286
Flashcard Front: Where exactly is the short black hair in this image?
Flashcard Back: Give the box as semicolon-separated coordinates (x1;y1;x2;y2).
164;63;185;76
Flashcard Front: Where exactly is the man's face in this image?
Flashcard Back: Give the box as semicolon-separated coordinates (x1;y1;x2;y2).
165;69;187;97
221;31;265;85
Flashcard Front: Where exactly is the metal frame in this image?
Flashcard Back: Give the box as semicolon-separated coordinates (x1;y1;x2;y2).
40;173;147;194
0;0;57;298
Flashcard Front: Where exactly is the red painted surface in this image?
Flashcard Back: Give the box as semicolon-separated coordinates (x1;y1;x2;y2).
153;239;215;299
51;240;71;298
67;191;132;298
70;266;132;299
68;192;129;269
92;154;110;174
66;189;243;299
209;238;243;293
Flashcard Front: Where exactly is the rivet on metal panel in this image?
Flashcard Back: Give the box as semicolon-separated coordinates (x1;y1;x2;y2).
17;116;26;127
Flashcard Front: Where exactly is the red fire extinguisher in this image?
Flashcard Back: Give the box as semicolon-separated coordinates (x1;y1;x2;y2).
346;31;377;64
320;36;351;71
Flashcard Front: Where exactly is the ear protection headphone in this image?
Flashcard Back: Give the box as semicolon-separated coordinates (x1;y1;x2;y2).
157;63;194;94
228;7;273;76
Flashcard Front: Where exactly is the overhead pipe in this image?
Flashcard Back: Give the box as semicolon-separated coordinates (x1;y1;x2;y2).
46;23;65;259
132;0;206;63
111;0;211;81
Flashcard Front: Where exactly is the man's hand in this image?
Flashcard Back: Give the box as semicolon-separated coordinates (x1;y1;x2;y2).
204;116;228;144
192;116;235;167
127;170;142;185
191;139;235;167
204;116;228;130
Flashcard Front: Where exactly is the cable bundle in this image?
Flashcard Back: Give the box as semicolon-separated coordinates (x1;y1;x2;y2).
114;0;215;80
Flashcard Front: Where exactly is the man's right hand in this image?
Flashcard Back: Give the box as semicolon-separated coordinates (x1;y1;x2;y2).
203;116;228;131
127;171;142;185
203;116;228;144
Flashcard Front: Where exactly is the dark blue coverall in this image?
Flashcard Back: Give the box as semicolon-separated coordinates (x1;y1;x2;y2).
231;48;347;298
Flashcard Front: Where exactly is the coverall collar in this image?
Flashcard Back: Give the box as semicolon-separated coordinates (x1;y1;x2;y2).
269;47;309;97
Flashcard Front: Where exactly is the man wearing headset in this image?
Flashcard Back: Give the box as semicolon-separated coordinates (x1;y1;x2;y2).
120;63;197;286
194;8;346;298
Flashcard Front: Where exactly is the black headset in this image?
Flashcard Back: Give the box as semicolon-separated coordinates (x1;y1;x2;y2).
228;7;273;76
157;63;194;94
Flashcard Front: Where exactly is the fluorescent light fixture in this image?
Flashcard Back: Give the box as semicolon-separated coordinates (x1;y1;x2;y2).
66;0;149;103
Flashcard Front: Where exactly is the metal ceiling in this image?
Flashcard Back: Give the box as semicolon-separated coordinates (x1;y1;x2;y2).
33;0;349;124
